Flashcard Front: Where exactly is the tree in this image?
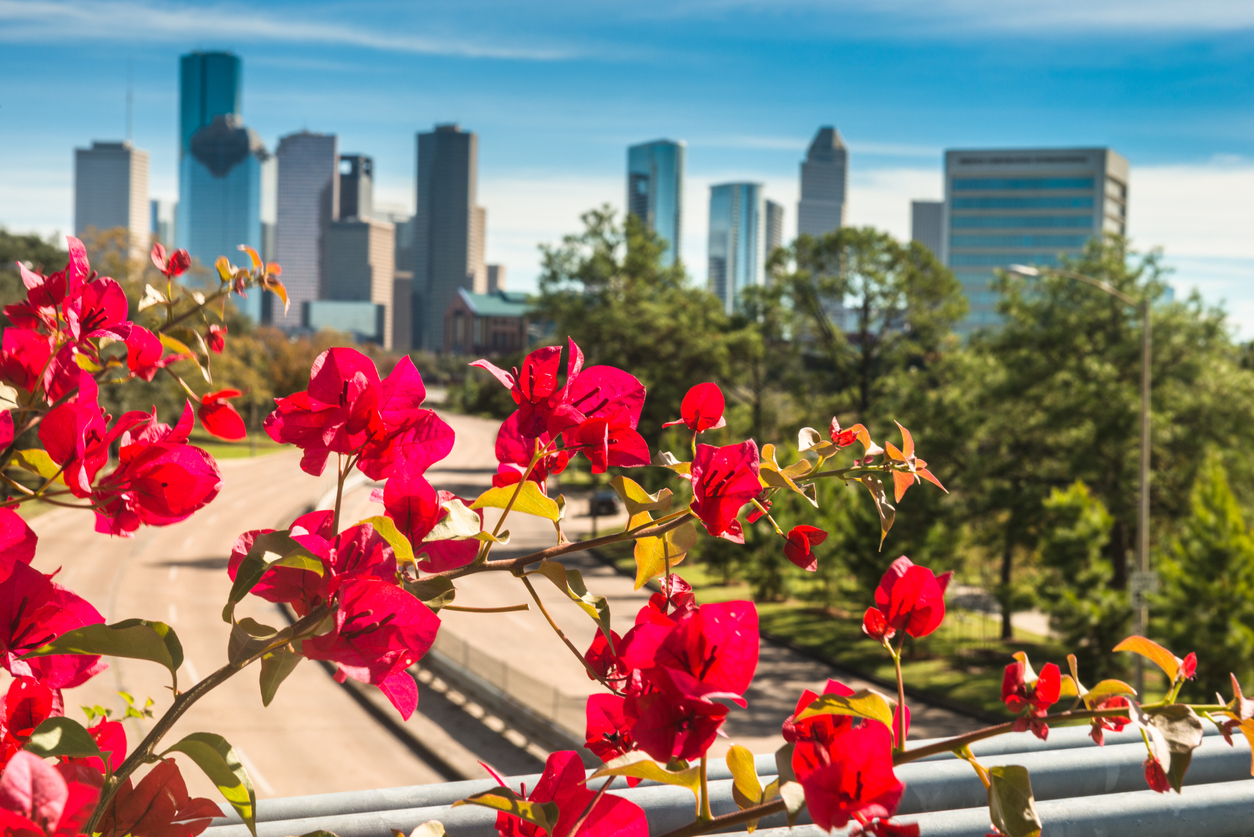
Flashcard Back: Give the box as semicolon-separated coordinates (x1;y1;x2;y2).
0;229;69;328
770;228;966;423
1155;456;1254;699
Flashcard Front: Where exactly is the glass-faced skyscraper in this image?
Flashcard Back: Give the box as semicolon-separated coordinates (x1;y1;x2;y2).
708;182;764;316
942;147;1129;333
798;127;848;238
275;131;339;329
627;139;685;267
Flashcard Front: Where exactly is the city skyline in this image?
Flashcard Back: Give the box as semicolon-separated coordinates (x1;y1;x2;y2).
1;1;1252;328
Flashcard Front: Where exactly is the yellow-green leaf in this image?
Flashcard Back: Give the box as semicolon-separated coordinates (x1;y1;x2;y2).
590;752;701;811
12;449;64;484
269;279;290;314
472;482;560;522
163;732;257;837
1113;636;1181;682
139;283;167;311
214;257;234;282
610;475;673;516
860;474;895;549
726;744;763;811
1084;679;1137;706
455;789;557;834
360;515;415;566
796;688;896;731
422;499;483;542
987;765;1042;837
24;717;103;760
529;560;612;639
797;427;837;457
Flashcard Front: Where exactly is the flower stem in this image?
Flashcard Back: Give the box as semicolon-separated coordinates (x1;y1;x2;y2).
660;798;787;837
699;755;712;820
519;574;609;686
569;777;614;836
441;603;530;614
893;637;907;752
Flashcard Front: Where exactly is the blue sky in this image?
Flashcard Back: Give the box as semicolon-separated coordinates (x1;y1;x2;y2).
2;1;1252;328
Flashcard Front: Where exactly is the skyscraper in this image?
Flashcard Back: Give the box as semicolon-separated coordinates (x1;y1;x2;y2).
179;115;268;322
911;200;943;258
798;127;848;238
943;147;1129;332
764;199;785;255
412;124;486;351
179;52;241;159
627;140;685;267
74;141;149;259
339;155;373;220
708;182;765;316
275;132;339;328
317;218;395;348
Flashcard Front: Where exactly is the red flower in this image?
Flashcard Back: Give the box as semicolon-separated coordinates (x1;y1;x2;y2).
150;243;190;279
97;758;220;837
783;679;855;744
472;345;565;439
0;562;106;689
1002;654;1061;739
870;556;952;639
492;413;568;491
565;416;649;474
862;606;894;643
92;437;222;537
784;525;828;572
302;578;440;719
584;693;636;764
626;692;728;762
1089;696;1131;746
120;325;181;382
689;441;761;541
39;372;109;496
0;678;63;771
0;750;100;837
379;471;482;574
793;721;905;833
1181;652;1197;680
198;389;246;441
0;509;38;585
357;357;454;479
491;750;648;837
663;382;726;433
0;328;54;393
1144;757;1171;793
206;324;227;354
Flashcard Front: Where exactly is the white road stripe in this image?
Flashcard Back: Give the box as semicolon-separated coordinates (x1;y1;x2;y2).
168;565;179;581
182;657;200;684
233;746;276;796
167;603;177;625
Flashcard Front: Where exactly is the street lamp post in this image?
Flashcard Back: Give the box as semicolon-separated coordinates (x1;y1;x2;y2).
1008;265;1151;695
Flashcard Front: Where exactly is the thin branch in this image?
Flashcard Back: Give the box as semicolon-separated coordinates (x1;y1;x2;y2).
659;799;787;837
519;575;608;687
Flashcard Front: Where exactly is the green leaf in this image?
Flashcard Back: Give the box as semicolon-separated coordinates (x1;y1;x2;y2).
228;618;293;667
24;619;183;691
223;532;321;623
454;788;558;834
610;475;673;516
1149;704;1205;792
12;449;64;484
529;560;612;639
259;646;303;707
359;516;415;567
162;732;257;837
405;576;457;612
590;752;701;810
759;444;816;506
987;765;1042;837
668;521;699;553
471;482;561;522
796;688;896;731
770;741;806;827
1113;636;1181;682
24;717;103;760
1083;679;1137;706
653;450;691;475
859;474;895;549
158;333;195;357
422;498;484;542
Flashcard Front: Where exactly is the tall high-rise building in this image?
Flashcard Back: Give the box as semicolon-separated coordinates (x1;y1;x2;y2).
74;141;149;259
911;200;943;258
708;182;765;316
412;124;486;351
179;115;268;322
150;199;172;246
764;199;784;255
943;147;1128;332
798;126;848;238
179;52;241;160
339;155;373;220
275;132;339;329
627;140;685;267
317;218;395;348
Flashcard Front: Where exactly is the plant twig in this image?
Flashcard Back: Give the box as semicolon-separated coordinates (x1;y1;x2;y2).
519;574;608;687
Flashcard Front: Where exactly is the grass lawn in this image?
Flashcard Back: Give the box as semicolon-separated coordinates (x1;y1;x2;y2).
188;432;286;460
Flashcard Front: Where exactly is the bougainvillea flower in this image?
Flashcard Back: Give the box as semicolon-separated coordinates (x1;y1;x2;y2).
227;511;334;616
852;819;921;837
0;509;37;585
0;328;54;394
584;693;637;765
380;470;483;574
494;750;648;837
829;418;871;449
793;721;905;833
548;363;646;440
0;750;100;837
0;562;106;689
93;441;222;537
625;692;729;763
862;606;894;643
492;413;568;491
65;276;128;343
620;599;759;705
1002;654;1061;739
870;556;952;639
746;496;771;524
783;679;856;744
63;719;127;778
206;324;227;354
471;345;565;439
689;441;761;541
1180;652;1197;680
357;357;454;479
302;578;440;719
0;678;63;771
663;382;727;433
784;525;828;572
150;243;191;279
1089;696;1131;746
120;325;185;382
198;389;246;441
96;758;220;837
645;575;697;619
583;629;627;685
39;372;109;497
1143;757;1171;793
565;416;650;474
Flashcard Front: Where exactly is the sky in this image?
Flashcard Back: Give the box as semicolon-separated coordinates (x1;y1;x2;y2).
1;0;1252;328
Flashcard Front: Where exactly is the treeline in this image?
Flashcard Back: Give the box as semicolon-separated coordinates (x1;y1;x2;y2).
456;207;1254;699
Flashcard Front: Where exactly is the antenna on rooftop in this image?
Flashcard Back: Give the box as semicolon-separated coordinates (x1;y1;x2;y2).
126;58;133;142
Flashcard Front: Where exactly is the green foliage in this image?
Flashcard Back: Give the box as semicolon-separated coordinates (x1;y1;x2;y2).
1037;482;1131;681
0;229;69;325
1155;456;1254;699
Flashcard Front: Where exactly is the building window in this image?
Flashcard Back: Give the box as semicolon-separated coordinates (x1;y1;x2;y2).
952;177;1095;191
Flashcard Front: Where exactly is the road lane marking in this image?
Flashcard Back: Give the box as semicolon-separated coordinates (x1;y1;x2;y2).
182;657;200;684
232;746;275;796
167;603;177;625
168;565;179;581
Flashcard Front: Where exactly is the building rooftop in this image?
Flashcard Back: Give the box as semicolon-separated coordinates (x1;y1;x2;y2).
457;288;531;318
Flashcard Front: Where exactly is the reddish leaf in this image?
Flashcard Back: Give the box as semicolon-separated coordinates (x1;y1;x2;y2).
98;759;220;837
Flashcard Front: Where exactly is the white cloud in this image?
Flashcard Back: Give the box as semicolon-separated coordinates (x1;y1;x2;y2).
0;0;573;59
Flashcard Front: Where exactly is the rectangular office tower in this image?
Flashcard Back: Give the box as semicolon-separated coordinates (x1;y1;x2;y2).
798;126;848;239
339;155;373;220
943;148;1129;332
275;132;339;329
708;183;765;316
412;124;486;352
627;139;685;267
315;218;395;348
911;200;943;258
74;141;149;259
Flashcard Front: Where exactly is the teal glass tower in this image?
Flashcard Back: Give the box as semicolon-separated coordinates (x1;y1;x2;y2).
707;182;764;316
627;140;685;267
